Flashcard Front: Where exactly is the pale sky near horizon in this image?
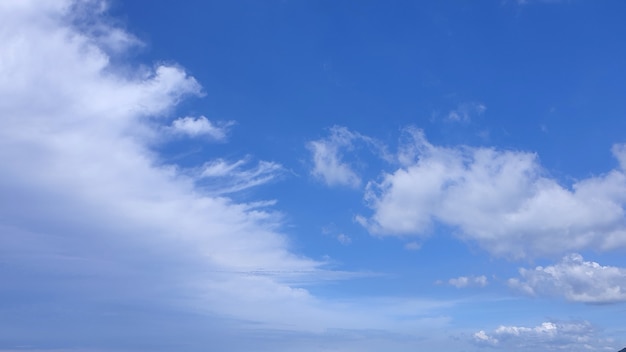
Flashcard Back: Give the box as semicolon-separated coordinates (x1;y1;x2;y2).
1;1;626;351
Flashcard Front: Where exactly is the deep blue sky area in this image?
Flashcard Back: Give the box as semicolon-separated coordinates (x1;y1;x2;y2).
2;1;626;351
115;0;626;176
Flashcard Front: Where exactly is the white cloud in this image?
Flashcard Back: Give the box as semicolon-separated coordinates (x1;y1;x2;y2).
473;320;615;351
0;1;465;341
199;157;285;194
307;126;363;188
474;330;498;345
612;144;626;171
508;254;626;303
70;0;143;55
0;0;324;329
445;102;486;122
337;233;352;245
448;275;488;288
307;126;391;189
360;128;626;258
170;115;234;140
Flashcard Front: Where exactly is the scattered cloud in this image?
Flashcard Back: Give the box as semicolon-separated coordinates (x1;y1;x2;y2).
473;320;615;351
447;275;488;288
4;1;624;350
307;126;363;188
508;253;626;303
307;126;390;188
474;329;499;345
360;127;626;259
170;115;234;141
445;102;486;123
337;233;352;245
321;224;353;245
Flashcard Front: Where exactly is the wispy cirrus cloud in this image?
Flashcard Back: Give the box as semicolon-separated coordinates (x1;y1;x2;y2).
198;157;285;194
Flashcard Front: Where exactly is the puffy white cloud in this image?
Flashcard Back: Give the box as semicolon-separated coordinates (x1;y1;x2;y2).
508;254;626;303
473;320;615;351
448;275;488;288
170;115;234;140
360;128;626;258
307;126;363;188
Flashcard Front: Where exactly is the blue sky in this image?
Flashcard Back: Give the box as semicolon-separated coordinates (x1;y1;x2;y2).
1;0;626;351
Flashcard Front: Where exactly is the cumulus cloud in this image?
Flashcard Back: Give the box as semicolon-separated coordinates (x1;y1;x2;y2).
360;128;626;258
508;254;626;303
473;320;615;351
170;115;234;140
447;275;488;288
